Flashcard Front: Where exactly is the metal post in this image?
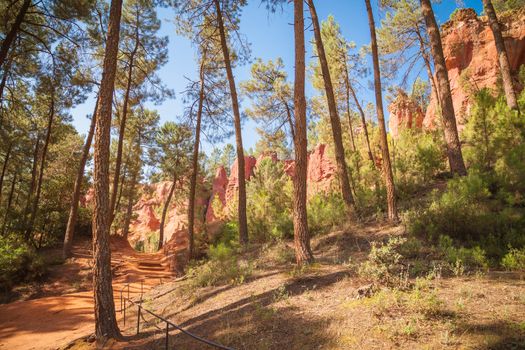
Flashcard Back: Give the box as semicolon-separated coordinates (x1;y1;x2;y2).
136;304;141;335
124;299;126;326
120;290;123;312
141;281;143;300
165;321;169;350
127;284;130;300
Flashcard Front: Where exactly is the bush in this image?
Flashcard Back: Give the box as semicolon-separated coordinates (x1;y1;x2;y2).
407;172;495;242
0;235;46;292
501;248;525;271
187;243;252;288
438;235;488;272
307;192;347;235
394;130;445;196
359;237;408;287
246;158;294;241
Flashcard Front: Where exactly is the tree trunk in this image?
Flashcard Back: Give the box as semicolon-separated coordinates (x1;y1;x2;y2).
0;0;31;71
92;0;123;341
1;172;17;236
347;75;375;168
307;0;356;215
342;66;357;153
159;177;176;251
109;29;139;224
23;136;40;232
365;0;399;222
63;98;98;258
0;142;12;203
483;0;519;111
214;0;248;246
187;56;206;260
292;0;314;265
121;168;138;240
420;0;467;176
25;93;54;241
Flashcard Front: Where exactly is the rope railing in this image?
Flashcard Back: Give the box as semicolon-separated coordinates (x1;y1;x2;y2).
118;282;235;350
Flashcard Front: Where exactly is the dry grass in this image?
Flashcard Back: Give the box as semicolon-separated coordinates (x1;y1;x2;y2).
109;222;525;350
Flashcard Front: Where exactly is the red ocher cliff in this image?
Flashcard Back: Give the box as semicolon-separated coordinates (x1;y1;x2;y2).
389;8;525;136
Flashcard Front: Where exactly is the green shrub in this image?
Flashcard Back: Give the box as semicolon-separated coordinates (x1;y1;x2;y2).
407;172;493;242
307;192;346;235
0;235;46;292
359;237;409;287
501;248;525;271
438;235;488;272
246;158;294;241
394;130;445;196
188;243;252;288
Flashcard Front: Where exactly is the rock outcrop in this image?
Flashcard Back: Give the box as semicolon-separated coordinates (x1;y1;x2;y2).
424;8;525;129
388;90;425;138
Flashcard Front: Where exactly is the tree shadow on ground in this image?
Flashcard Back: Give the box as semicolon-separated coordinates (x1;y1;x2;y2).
124;270;349;350
453;320;525;349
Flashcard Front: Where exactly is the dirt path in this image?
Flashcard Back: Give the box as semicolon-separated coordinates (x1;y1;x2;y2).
0;237;173;350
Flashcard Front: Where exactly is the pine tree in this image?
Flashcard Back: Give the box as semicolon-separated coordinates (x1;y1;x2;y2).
365;0;399;222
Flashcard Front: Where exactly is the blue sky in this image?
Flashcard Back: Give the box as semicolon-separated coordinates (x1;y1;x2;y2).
71;0;483;154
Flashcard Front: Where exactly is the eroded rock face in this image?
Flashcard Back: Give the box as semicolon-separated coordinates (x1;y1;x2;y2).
306;144;337;196
225;155;257;203
205;166;228;224
388;90;425;138
424;8;525;129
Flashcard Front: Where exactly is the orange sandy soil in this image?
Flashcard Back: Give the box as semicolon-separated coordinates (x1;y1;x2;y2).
0;237;174;350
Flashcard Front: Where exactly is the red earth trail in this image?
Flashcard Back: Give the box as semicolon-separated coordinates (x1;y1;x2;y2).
0;237;174;350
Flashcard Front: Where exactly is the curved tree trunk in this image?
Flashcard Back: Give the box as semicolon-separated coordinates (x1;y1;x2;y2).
25;92;55;241
159;177;176;251
483;0;519;111
365;0;399;222
92;0;123;341
214;0;248;246
420;0;467;176
0;0;31;71
307;0;356;216
63;98;98;258
293;0;314;265
187;56;206;261
347;77;375;167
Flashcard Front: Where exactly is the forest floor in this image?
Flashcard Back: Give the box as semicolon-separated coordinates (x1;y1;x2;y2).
0;237;174;350
66;222;525;350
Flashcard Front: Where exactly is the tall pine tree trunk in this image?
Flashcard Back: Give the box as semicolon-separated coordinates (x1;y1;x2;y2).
121;168;138;240
92;0;123;341
307;0;356;215
293;0;314;265
214;0;248;246
1;172;17;236
365;0;399;222
25;93;54;241
0;142;12;202
420;0;467;176
346;72;375;168
187;56;205;260
23;136;40;234
63;98;98;258
0;0;31;71
483;0;519;111
109;32;139;223
159;177;176;251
